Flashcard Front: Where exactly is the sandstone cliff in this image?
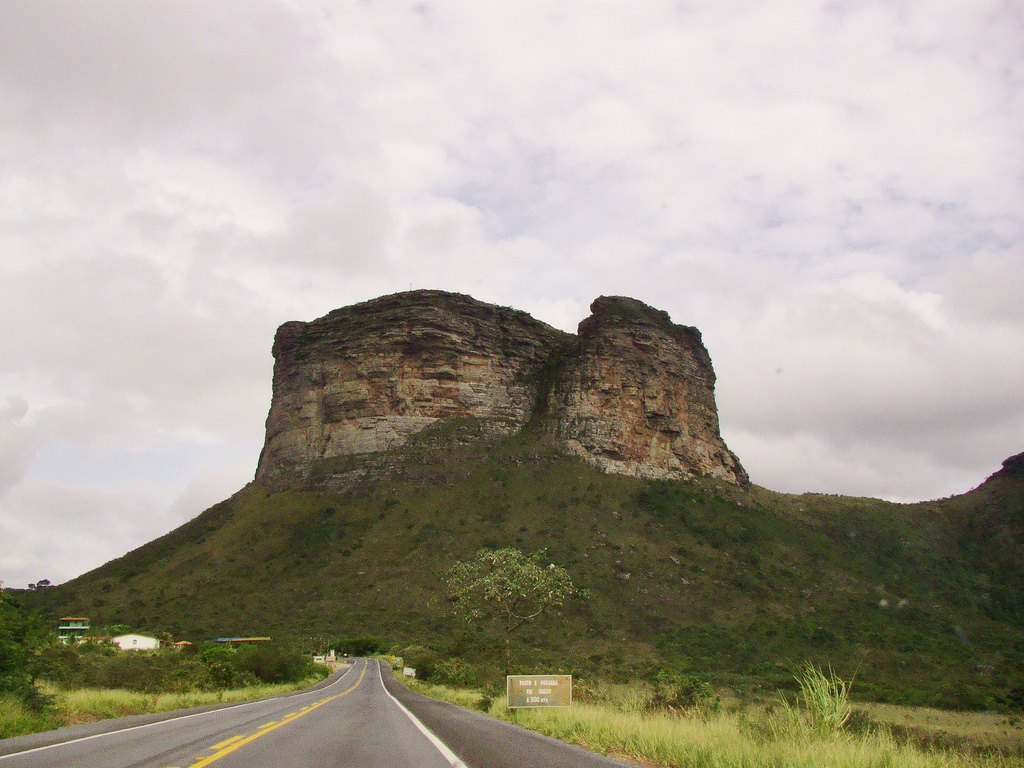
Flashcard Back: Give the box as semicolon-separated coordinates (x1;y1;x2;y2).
255;290;746;485
548;296;747;483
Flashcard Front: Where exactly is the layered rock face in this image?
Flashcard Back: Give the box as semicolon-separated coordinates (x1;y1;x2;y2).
548;297;747;483
255;290;746;485
256;291;568;480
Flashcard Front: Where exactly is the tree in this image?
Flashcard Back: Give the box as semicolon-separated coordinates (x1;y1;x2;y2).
445;548;583;675
334;635;386;657
0;584;31;697
0;582;54;704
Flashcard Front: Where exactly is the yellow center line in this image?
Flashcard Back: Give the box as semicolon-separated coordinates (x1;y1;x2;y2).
209;735;244;750
182;662;367;768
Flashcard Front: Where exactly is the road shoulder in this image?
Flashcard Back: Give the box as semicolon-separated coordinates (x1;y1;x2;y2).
0;666;352;757
380;666;642;768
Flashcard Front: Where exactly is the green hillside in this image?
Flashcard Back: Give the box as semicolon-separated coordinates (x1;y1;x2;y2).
25;423;1024;710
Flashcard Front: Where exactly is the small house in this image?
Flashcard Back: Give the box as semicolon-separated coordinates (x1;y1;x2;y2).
112;633;161;651
57;617;90;644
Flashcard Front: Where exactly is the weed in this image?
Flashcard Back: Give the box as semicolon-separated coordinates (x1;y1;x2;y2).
776;663;852;739
410;676;1019;768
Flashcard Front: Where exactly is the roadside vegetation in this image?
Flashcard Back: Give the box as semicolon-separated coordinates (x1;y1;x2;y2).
445;547;584;675
402;664;1024;768
0;678;323;740
0;589;330;739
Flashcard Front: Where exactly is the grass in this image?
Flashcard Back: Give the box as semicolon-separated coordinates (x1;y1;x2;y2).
396;679;484;710
0;695;61;740
506;704;1020;768
0;677;326;740
857;703;1024;754
777;662;853;738
404;677;1024;768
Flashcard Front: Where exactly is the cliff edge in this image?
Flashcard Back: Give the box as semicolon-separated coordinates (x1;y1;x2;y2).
256;290;746;485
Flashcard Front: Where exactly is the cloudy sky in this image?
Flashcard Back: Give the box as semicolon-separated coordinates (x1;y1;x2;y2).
1;1;1022;588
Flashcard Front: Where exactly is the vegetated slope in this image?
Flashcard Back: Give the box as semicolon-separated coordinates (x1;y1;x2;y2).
28;426;1024;710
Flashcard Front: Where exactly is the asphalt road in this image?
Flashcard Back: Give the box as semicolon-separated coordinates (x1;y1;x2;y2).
0;659;639;768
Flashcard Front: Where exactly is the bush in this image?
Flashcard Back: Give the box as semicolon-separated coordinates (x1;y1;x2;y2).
0;593;32;699
397;645;439;680
0;693;60;738
1005;685;1024;712
235;644;311;685
200;644;239;688
649;668;720;717
432;657;477;688
94;652;163;692
335;635;386;657
30;641;318;694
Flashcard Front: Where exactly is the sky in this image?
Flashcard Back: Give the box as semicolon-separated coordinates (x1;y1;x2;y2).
1;1;1022;589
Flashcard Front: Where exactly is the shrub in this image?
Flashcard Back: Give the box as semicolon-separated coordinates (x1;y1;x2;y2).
0;693;60;738
649;668;720;717
335;635;386;657
397;645;439;681
432;657;477;688
0;593;32;699
94;652;162;692
235;644;311;685
777;662;852;738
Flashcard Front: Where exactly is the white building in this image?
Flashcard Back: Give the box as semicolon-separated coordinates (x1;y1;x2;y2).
112;633;161;651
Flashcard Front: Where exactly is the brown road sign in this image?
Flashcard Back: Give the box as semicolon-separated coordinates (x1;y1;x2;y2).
506;674;572;708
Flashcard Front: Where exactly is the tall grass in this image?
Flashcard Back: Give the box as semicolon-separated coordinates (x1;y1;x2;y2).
776;662;852;738
51;679;318;722
0;695;60;740
0;677;325;740
401;680;484;710
500;700;1018;768
403;671;1020;768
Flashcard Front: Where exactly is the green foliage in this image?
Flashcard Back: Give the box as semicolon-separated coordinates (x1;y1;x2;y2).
0;589;31;698
0;587;57;709
1;680;325;740
432;657;477;688
29;641;322;693
234;643;312;684
777;662;853;739
446;548;580;625
397;645;439;681
446;547;583;674
649;668;720;717
414;679;1021;768
0;693;61;739
335;635;386;657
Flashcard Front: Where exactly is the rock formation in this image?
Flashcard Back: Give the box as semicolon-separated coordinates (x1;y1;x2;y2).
255;290;746;485
547;296;747;483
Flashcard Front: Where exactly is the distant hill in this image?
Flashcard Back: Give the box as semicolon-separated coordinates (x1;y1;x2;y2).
22;292;1024;709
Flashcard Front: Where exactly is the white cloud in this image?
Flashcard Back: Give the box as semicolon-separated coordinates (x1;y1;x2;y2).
0;0;1022;585
0;397;35;495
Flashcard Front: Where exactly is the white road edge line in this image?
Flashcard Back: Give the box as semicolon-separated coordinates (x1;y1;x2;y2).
0;661;363;762
375;660;468;768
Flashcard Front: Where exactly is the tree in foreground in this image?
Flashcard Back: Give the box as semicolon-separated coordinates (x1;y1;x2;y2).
445;547;583;675
0;583;54;708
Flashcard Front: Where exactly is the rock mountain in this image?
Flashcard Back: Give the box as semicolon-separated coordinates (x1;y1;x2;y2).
256;290;747;485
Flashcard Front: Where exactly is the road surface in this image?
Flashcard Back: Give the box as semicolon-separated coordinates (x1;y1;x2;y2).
0;658;639;767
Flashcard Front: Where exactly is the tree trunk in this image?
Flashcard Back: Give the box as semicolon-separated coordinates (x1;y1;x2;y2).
505;629;511;676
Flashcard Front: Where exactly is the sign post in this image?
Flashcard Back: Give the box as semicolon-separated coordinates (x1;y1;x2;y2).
506;674;572;708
